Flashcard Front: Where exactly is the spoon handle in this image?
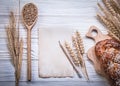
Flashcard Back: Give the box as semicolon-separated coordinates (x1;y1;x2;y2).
27;29;31;81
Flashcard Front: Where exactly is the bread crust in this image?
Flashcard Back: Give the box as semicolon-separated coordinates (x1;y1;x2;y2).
95;39;120;86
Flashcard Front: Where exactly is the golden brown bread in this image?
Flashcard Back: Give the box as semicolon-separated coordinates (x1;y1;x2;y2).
95;39;120;86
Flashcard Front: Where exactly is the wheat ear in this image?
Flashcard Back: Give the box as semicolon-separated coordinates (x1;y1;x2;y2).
72;36;83;66
59;41;82;78
6;11;23;86
64;41;80;66
76;31;84;55
97;14;120;37
72;32;89;80
102;0;116;15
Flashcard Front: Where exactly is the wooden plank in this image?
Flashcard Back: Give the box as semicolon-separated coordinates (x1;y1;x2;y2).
0;15;105;28
0;81;109;86
0;59;105;81
0;39;99;59
0;0;110;85
0;0;99;16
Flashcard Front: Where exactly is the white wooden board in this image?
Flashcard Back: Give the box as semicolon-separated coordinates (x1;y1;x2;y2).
0;0;110;86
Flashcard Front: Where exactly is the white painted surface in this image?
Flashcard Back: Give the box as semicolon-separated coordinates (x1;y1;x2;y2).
0;0;110;86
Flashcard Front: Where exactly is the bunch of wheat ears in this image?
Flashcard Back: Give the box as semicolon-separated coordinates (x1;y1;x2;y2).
6;11;23;86
97;0;120;41
59;31;89;80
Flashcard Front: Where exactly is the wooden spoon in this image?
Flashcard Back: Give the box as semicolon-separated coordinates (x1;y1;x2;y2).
22;3;38;81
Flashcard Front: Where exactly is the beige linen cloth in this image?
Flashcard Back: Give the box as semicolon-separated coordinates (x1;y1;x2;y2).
38;27;74;78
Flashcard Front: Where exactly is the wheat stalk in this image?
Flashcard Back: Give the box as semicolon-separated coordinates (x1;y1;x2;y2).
110;0;120;14
64;41;80;66
97;14;120;39
97;0;120;41
97;14;118;33
59;31;89;80
72;36;83;65
102;0;116;15
72;32;89;80
76;31;84;55
59;41;82;78
108;31;120;42
98;3;120;33
6;11;23;86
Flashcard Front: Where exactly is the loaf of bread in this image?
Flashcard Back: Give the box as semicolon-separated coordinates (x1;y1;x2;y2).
95;39;120;86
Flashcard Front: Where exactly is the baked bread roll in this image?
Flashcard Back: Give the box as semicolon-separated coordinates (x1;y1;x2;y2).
95;39;120;86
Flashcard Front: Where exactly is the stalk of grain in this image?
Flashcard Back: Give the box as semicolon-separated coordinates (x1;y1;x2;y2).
64;41;80;66
108;31;120;42
72;36;83;65
98;3;120;34
102;0;116;15
59;41;82;78
97;0;120;41
110;0;120;14
97;14;120;39
76;31;84;55
6;11;23;86
59;31;89;80
72;32;89;80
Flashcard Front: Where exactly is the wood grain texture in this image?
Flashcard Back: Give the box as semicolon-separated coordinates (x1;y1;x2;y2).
0;81;110;86
0;0;110;86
